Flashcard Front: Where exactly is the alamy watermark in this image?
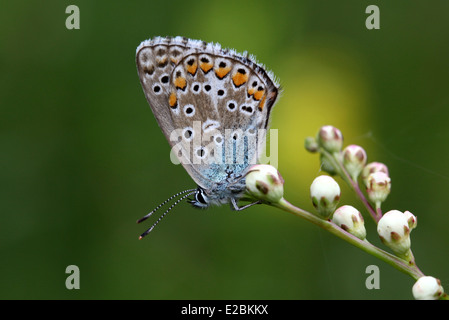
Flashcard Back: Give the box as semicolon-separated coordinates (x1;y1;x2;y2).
65;265;80;290
168;121;279;168
65;5;80;30
365;265;380;290
366;5;380;30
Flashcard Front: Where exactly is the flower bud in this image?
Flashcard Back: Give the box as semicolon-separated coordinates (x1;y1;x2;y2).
245;164;284;203
366;171;391;207
310;175;341;219
317;125;343;153
377;210;416;257
342;145;367;181
304;136;319;153
404;210;417;230
362;162;389;187
412;276;444;300
332;205;366;240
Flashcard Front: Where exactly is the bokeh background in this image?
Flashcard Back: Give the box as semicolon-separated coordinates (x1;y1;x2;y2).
1;0;448;299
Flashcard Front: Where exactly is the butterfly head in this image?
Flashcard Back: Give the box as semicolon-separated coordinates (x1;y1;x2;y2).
189;186;210;209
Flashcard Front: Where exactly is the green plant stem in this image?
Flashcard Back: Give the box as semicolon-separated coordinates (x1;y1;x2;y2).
322;149;381;223
272;198;425;280
320;149;427;280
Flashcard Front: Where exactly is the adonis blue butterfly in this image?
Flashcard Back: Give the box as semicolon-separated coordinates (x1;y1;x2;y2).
135;36;280;238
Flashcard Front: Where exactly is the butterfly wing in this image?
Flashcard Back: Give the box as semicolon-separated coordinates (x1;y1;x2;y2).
136;37;196;142
136;37;279;191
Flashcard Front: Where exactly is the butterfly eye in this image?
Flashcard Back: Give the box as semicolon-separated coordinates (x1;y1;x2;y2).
195;189;208;205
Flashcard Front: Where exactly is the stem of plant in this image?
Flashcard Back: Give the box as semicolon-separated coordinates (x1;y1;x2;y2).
323;149;381;223
271;198;425;281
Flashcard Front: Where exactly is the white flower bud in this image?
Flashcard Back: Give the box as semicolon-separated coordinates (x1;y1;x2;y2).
412;276;444;300
245;164;284;203
317;125;343;153
377;210;415;257
342;145;367;181
310;175;341;219
362;162;389;187
366;171;391;206
332;205;366;240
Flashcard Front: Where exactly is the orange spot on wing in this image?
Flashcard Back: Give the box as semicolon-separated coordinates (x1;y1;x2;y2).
215;66;231;79
156;56;168;67
186;62;198;75
258;94;267;111
232;72;248;87
247;87;256;96
200;62;213;73
169;92;177;108
253;89;265;101
174;76;186;90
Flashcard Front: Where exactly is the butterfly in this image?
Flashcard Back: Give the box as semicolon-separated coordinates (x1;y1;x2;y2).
135;36;280;238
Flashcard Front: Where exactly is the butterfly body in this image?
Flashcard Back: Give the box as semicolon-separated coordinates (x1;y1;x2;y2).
136;36;280;235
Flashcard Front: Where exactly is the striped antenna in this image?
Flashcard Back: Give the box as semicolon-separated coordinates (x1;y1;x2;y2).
137;189;196;224
138;189;196;239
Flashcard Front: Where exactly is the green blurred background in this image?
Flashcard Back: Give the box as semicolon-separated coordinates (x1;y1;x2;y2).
1;0;448;299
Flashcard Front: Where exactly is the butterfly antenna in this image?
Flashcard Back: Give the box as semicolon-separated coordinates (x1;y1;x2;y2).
138;190;196;239
136;189;196;224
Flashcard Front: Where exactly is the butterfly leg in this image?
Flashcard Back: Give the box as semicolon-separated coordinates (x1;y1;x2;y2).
230;198;261;211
